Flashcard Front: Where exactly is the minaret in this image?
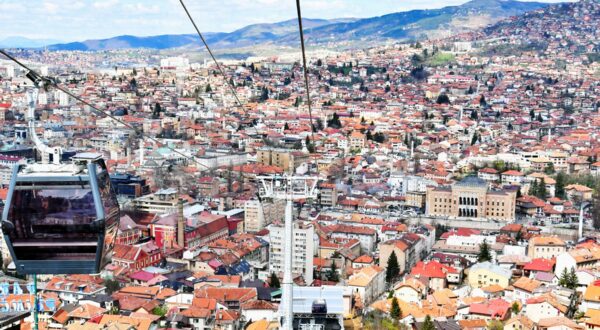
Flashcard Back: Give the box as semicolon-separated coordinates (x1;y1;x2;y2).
126;146;132;166
139;140;144;165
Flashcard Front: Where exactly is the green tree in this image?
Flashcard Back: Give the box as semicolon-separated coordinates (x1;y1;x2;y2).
387;290;394;299
529;179;539;196
544;162;555;175
436;94;450;104
205;84;212;93
327;261;339;282
270;272;281;288
151;305;169;317
559;267;569;288
568;267;578;289
260;87;269;101
487;319;504;330
293;140;302;150
327;112;342;129
284;123;290;130
103;278;121;294
390;297;401;320
306;136;315;153
152;102;162;119
477;241;492;262
470;110;478;120
537;178;547;199
511;301;520;314
530;109;535;120
386;251;400;285
422;315;435;330
471;132;479;145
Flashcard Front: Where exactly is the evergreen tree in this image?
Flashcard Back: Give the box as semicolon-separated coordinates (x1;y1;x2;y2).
270;272;281;288
544;163;555;175
529;179;539;196
559;267;569;288
294;96;301;107
470;110;478;120
538;178;548;199
479;94;487;107
422;315;435;330
390;297;401;320
507;122;513;130
284;123;290;130
306;136;315;153
260;87;269;101
436;94;450;104
205;84;212;93
477;241;492;262
327;261;339;282
471;132;479;145
556;172;567;198
530;109;535;120
537;113;543;122
327;113;342;129
366;130;373;141
152;103;162;119
386;251;400;285
568;267;578;289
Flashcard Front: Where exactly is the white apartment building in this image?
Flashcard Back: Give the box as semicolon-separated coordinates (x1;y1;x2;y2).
268;221;316;285
244;199;284;233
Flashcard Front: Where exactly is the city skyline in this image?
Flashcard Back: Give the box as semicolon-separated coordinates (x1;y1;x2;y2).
0;0;572;41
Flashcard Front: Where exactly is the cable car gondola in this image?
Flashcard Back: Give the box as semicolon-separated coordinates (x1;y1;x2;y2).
1;82;119;275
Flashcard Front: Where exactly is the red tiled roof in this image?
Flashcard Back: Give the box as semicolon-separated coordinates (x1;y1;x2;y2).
524;258;555;272
410;260;458;279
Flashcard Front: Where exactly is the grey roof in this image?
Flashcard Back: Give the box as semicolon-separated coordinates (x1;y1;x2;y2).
281;286;344;315
455;175;487;188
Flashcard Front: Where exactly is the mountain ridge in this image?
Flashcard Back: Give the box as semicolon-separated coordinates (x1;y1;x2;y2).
10;0;553;51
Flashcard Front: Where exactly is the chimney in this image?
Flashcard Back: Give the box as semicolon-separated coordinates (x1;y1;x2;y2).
177;199;185;248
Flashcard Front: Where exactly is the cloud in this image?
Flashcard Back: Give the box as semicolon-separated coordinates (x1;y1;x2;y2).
42;1;59;14
93;0;119;9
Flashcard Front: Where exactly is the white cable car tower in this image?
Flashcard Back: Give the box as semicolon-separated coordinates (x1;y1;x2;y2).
25;79;62;164
257;175;318;330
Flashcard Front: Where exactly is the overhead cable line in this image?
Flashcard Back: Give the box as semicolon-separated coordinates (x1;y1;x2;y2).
0;49;212;171
295;0;316;144
178;0;245;110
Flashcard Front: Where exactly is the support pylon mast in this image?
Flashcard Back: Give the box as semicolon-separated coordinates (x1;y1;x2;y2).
257;175;318;330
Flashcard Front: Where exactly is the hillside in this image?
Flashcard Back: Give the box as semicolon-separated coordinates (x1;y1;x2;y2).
40;0;551;51
293;0;549;44
474;0;599;58
45;18;347;51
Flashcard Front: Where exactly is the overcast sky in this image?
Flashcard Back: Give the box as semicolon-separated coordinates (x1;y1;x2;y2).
0;0;571;41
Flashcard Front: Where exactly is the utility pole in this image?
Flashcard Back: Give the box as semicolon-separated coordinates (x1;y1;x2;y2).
257;175;318;330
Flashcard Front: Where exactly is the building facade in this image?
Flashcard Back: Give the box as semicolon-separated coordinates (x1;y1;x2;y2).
425;176;517;221
268;221;315;285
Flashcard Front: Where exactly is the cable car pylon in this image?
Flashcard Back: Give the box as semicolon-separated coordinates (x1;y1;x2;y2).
257;175;318;329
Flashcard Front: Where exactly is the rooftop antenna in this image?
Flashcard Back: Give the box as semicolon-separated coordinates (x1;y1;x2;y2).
257;175;318;330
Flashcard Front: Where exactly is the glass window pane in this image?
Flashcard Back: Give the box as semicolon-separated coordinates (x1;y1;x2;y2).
7;185;98;261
